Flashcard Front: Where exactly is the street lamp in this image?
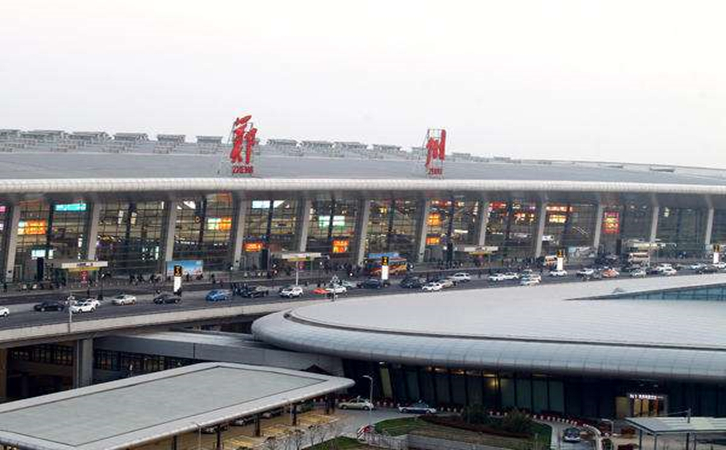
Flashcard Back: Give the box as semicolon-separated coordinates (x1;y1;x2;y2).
362;375;374;429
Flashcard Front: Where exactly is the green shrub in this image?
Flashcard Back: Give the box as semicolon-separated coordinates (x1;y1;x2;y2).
500;409;534;435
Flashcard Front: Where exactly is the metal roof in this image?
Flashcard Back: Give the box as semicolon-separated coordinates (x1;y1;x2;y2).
252;275;726;382
625;417;726;435
0;362;353;450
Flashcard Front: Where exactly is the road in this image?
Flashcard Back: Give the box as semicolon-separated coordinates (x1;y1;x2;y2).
0;265;717;332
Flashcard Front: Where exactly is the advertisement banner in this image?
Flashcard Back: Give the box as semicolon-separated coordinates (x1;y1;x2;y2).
165;260;203;277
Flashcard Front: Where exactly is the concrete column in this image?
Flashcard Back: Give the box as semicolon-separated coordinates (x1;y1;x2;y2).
592;203;605;251
704;207;715;247
215;426;222;450
171;435;178;450
475;199;490;246
413;199;431;263
253;414;261;437
291;404;298;426
353;198;371;265
2;205;20;283
0;348;7;402
230;199;250;270
161;201;179;267
532;202;548;258
649;205;660;243
84;202;102;260
73;338;94;388
293;199;312;252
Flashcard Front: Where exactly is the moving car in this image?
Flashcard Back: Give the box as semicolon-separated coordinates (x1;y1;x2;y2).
206;289;232;302
324;284;347;295
0;306;9;318
548;269;568;277
488;273;508;282
689;263;707;271
563;427;582;443
338;397;374;410
520;277;541;286
436;278;455;289
153;293;181;304
70;300;97;314
448;272;471;283
630;268;647;278
34;301;65;312
240;286;269;298
422;282;443;292
360;278;385;289
337;280;358;289
400;277;425;289
398;401;437;415
696;265;719;274
577;268;596;278
111;294;137;306
661;267;678;276
601;268;620;278
279;285;303;298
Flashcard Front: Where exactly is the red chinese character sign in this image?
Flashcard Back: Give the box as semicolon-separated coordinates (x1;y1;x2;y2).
424;128;446;177
229;115;258;175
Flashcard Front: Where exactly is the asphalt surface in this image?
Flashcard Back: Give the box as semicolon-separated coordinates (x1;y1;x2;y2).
0;267;718;332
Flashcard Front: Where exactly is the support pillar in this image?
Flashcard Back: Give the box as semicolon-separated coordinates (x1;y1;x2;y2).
73;338;94;388
215;425;222;450
353;198;371;265
83;202;102;260
171;435;178;450
253;414;261;437
0;348;7;402
161;201;179;268
532;202;548;258
3;205;20;283
649;205;660;243
704;207;714;247
592;203;605;252
230;199;250;270
291;403;298;426
413;199;431;263
294;199;312;252
475;199;490;247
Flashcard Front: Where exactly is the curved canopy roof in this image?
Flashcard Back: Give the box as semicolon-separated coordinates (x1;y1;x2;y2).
252;275;726;382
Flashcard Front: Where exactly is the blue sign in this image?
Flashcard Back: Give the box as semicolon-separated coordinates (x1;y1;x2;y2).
55;203;87;212
165;260;204;277
367;252;400;259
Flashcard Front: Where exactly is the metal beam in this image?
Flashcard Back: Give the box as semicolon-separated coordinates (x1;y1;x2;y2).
230;199;250;270
532;202;548;258
592;203;605;252
84;202;102;260
2;206;20;283
353;198;370;265
73;338;94;388
413;199;431;263
475;199;490;247
161;201;179;268
294;199;312;252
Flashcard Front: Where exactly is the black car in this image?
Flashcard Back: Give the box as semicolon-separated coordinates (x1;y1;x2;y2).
697;265;719;274
34;301;65;312
240;286;269;298
360;278;385;289
153;293;182;304
400;277;425;289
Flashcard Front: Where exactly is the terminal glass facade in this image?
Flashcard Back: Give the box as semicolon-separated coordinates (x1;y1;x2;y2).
486;200;539;261
366;199;420;260
306;198;358;258
173;194;235;270
542;203;598;256
655;206;707;258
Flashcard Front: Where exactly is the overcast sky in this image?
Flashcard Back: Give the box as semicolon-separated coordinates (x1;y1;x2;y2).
1;1;725;167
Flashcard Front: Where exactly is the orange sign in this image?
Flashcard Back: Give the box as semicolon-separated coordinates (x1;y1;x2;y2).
332;239;349;254
426;236;441;245
18;220;47;235
427;213;441;227
244;242;264;252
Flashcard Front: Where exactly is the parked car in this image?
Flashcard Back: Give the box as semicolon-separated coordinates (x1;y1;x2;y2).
111;294;137;306
488;273;508;282
661;267;678;276
201;423;229;434
520;277;541;286
240;286;269;298
448;272;471;283
262;407;284;419
577;268;596;277
563;427;582;443
601;268;620;278
360;278;385;289
339;397;374;410
435;278;455;289
337;280;358;289
688;263;707;271
34;301;65;312
713;261;726;270
400;277;425;289
422;282;443;292
398;401;437;414
324;284;347;295
153;293;182;304
548;269;568;277
696;265;719;274
630;268;647;278
231;416;253;426
70;300;97;314
0;306;9;317
279;285;304;298
206;289;232;302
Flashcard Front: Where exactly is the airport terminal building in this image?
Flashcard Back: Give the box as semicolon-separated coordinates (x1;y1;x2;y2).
1;129;726;282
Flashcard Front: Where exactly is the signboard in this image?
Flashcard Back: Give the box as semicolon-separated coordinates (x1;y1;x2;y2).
31;249;54;260
332;239;349;254
58;261;108;270
628;393;666;401
274;252;323;261
454;245;499;255
244;242;264;252
173;264;182;294
426;236;441;245
367;252;400;260
18;220;47;235
206;217;232;231
603;211;620;235
714;244;721;264
427;213;442;227
318;215;346;229
165;260;203;277
228;115;258;175
54;203;87;212
424;128;446;177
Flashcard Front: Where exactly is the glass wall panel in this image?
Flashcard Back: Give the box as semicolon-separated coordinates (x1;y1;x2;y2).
500;377;516;408
598;202;653;255
516;377;533;410
366;199;419;260
655;207;707;258
306;197;357;258
533;379;548;413
542;203;597;256
173;194;234;270
486;200;539;261
241;199;298;269
466;370;484;406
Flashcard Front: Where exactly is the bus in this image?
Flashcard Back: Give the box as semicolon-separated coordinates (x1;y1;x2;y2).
364;256;408;277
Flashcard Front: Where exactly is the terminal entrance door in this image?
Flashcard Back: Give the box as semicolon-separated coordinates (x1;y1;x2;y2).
616;393;667;418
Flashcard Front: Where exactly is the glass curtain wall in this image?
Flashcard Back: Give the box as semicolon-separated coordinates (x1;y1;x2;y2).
172;194;234;270
486;200;539;261
599;202;653;255
241;199;298;269
655;207;707;258
306;197;358;258
542;203;598;257
365;199;420;260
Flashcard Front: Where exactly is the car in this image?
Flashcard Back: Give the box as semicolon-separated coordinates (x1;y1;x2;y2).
577;268;596;277
435;278;455;289
231;416;253;426
502;272;520;280
422;282;443;292
400;277;425;289
548;269;568;277
339;397;374;410
696;265;719;274
563;427;582;443
601;268;620;278
488;273;508;282
153;293;182;304
34;301;65;312
111;294;137;306
0;306;8;317
398;401;437;415
337;280;358;289
713;261;726;270
688;263;707;271
448;272;471;283
240;286;269;298
520;277;541;286
70;300;97;314
206;289;232;302
630;268;647;278
325;284;347;295
360;278;385;289
201;423;229;434
279;285;304;298
262;407;284;419
661;267;678;276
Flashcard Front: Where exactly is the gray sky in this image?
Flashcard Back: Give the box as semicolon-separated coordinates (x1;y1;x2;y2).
1;0;725;167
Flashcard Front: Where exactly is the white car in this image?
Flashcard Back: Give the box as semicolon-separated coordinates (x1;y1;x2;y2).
0;306;8;318
339;397;374;410
661;267;678;276
70;300;97;314
279;285;304;298
630;268;647;278
325;285;347;295
337;280;358;289
688;263;707;271
488;273;508;282
448;272;471;283
548;269;568;277
577;268;596;277
437;279;455;288
713;262;726;270
520;277;541;286
422;282;443;292
112;294;137;306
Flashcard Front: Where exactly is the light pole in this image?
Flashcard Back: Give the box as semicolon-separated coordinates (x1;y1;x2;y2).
362;375;374;430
